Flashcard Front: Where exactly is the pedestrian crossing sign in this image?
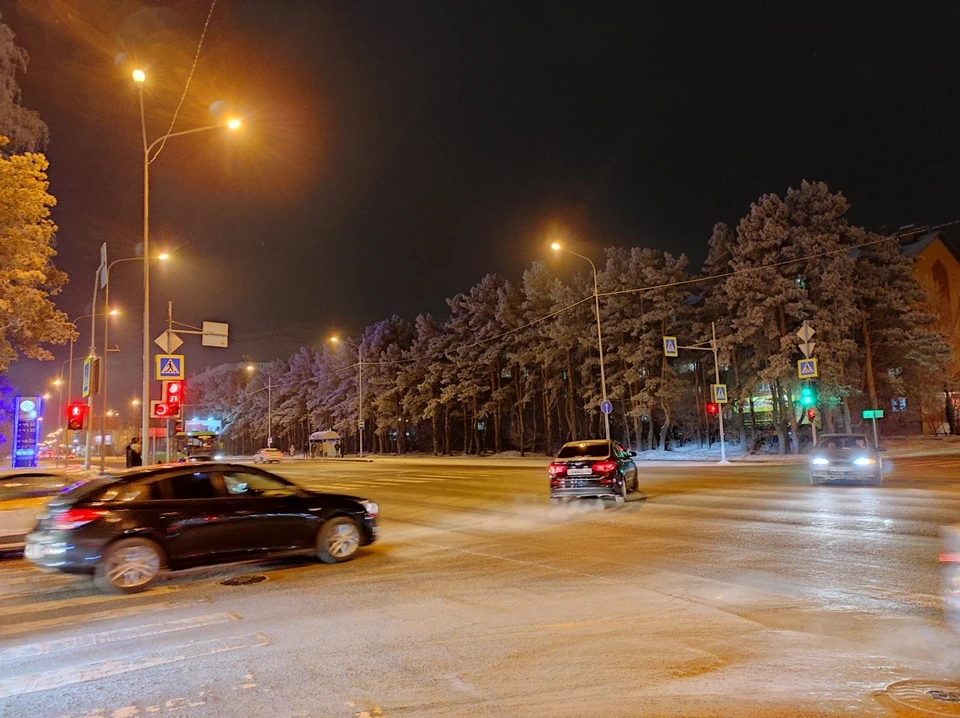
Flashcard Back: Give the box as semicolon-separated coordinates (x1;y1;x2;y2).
155;354;185;381
663;336;678;357
711;384;728;404
797;358;819;379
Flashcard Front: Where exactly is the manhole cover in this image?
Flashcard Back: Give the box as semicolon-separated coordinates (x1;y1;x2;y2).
219;575;268;586
883;680;960;715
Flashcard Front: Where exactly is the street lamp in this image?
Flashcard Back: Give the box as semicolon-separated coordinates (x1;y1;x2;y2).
330;337;364;457
133;68;241;463
551;241;611;441
246;365;273;447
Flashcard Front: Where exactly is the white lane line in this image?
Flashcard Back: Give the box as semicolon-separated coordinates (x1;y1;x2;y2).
0;585;180;618
0;613;241;660
0;599;207;637
0;632;269;699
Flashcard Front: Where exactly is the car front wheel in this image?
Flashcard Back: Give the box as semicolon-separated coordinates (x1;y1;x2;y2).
94;538;164;594
317;517;362;563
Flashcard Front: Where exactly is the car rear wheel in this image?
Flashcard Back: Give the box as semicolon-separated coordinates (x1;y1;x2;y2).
317;517;362;563
94;538;164;594
616;477;627;503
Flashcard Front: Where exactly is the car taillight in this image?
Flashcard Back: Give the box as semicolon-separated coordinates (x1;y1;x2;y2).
53;508;106;530
548;463;567;477
592;460;617;474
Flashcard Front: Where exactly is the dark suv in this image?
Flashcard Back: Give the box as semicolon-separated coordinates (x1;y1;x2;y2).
548;439;639;503
24;463;378;593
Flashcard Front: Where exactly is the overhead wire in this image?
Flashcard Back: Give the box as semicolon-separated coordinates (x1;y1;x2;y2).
149;0;218;164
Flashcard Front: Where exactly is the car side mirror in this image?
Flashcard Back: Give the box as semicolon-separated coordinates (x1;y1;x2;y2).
629;451;637;457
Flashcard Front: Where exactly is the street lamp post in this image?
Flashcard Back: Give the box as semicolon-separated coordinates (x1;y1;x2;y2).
245;366;273;447
550;242;611;441
133;69;241;464
52;378;63;467
330;337;364;457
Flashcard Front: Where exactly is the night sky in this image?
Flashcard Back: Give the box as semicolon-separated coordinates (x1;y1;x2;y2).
3;1;960;408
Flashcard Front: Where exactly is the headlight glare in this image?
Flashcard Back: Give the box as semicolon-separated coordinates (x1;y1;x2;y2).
361;500;379;517
854;456;876;466
811;457;829;466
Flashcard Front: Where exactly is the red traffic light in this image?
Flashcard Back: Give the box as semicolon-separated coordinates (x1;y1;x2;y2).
151;401;173;418
163;380;183;407
706;402;719;416
66;402;88;430
806;408;816;421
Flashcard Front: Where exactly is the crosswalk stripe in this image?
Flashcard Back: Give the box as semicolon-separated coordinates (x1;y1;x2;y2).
0;598;208;637
0;585;180;618
0;612;240;660
0;632;269;699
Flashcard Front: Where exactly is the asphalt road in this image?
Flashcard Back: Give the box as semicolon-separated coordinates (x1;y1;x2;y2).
2;454;960;717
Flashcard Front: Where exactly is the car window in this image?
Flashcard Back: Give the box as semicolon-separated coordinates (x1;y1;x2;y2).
817;436;872;451
165;472;220;500
223;471;296;497
556;443;610;459
97;482;155;502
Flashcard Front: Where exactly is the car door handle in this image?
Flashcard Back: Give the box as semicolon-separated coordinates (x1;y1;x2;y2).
160;512;182;519
235;510;256;516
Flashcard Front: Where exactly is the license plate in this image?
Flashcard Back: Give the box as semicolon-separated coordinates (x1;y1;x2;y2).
568;467;592;476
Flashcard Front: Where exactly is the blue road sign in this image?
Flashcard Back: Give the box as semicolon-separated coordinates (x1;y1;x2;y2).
797;358;819;379
663;336;678;357
711;384;728;404
600;400;613;415
155;354;185;381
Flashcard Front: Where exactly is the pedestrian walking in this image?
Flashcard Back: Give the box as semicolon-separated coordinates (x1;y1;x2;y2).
335;441;341;457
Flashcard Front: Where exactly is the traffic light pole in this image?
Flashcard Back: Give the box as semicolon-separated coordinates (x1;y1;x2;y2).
676;322;728;464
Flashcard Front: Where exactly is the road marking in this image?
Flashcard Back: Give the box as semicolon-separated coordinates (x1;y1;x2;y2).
0;612;241;660
0;632;269;699
0;599;207;637
0;585;180;618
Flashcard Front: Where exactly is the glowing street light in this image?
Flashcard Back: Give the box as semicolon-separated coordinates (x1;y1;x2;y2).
330;336;364;457
133;68;242;460
551;240;610;441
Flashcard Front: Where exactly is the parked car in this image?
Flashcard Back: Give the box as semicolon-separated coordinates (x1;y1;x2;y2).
809;433;883;485
1;468;99;553
253;447;283;463
24;463;379;593
548;439;639;503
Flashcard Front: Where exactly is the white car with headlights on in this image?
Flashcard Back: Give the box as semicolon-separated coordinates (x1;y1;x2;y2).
809;433;883;486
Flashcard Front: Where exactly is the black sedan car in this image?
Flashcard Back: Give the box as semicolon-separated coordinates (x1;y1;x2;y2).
809;433;883;485
548;439;639;503
24;463;379;594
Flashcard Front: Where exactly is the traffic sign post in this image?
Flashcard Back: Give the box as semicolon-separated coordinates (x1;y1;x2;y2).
663;336;678;358
155;354;185;381
862;409;884;446
664;324;727;463
711;384;728;404
797;358;819;379
600;400;613;415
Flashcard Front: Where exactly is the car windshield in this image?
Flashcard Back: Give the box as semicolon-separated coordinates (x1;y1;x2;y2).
816;436;871;451
557;443;610;459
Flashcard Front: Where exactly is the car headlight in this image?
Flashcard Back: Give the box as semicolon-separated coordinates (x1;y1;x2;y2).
854;456;876;466
811;457;829;466
361;500;379;517
214;454;223;460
